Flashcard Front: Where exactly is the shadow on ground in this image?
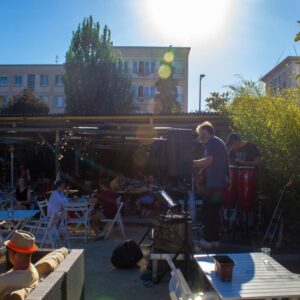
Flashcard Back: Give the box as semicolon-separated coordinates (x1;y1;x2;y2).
73;226;169;300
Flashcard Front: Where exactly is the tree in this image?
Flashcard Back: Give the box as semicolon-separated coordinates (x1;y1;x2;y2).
226;75;265;98
226;88;300;232
295;20;300;42
205;92;230;112
294;20;300;85
1;89;49;115
63;16;133;115
154;47;180;114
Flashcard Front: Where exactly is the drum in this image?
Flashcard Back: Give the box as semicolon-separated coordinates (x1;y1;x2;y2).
223;166;239;209
238;166;256;212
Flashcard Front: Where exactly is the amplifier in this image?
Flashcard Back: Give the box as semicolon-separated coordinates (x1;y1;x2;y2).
153;214;192;253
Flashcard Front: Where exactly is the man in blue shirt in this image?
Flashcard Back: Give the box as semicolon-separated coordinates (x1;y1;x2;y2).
47;180;69;218
193;121;229;249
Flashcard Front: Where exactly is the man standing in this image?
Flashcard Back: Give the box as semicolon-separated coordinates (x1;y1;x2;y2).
0;230;39;298
193;121;230;249
47;180;69;218
226;133;261;167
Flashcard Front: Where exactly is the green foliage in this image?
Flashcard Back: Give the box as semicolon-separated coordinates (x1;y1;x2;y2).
154;47;180;114
205;92;230;113
294;20;300;42
1;89;49;115
227;88;300;230
226;75;265;98
63;16;133;115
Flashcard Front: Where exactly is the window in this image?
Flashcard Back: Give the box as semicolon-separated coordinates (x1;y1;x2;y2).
138;61;144;73
40;74;49;86
150;86;156;96
0;95;8;107
14;75;22;87
173;61;184;74
133;61;138;73
144;61;150;74
150;61;156;73
137;86;156;98
0;75;8;87
144;86;150;97
54;96;65;108
138;86;144;97
55;74;63;87
27;74;35;91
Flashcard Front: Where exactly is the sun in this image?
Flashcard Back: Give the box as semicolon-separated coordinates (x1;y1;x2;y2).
142;0;231;43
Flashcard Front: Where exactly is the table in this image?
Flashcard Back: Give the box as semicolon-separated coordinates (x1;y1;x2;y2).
194;252;300;300
0;210;39;239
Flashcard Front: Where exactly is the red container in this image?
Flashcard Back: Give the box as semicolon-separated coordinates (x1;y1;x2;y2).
238;166;256;212
223;166;239;209
213;255;235;281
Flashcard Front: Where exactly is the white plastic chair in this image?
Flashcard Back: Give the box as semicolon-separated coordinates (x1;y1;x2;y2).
24;211;68;248
169;268;194;300
102;197;125;239
64;202;90;242
37;199;48;220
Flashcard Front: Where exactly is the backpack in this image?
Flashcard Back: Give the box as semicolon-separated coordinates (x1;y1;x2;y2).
111;239;143;268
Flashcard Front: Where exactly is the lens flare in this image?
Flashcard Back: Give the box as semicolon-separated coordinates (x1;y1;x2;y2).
163;51;174;63
158;64;172;79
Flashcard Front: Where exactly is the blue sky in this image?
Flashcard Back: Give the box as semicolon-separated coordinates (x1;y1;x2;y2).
1;0;299;111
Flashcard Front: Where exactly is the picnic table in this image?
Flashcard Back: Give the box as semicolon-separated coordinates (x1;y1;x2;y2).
194;252;300;300
0;210;39;240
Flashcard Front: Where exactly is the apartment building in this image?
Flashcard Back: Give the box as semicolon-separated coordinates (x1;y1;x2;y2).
261;56;300;92
0;46;190;114
0;64;65;114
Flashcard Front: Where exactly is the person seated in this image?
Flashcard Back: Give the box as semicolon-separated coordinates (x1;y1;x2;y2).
110;175;125;192
136;175;160;217
91;179;119;240
6;178;32;210
18;165;31;187
47;180;69;218
0;230;39;299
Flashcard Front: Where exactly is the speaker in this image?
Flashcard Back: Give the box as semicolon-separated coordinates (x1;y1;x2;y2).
147;138;168;179
167;128;193;178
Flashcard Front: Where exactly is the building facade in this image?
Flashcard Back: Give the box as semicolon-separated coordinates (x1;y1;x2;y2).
261;56;300;92
0;46;190;114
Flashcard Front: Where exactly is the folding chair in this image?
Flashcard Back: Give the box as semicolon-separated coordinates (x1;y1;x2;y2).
102;197;126;239
169;268;194;300
64;202;90;242
24;211;67;248
37;199;48;220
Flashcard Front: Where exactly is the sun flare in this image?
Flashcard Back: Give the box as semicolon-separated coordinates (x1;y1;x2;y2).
142;0;231;43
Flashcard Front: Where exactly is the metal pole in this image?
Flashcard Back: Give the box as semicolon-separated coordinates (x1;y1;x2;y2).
199;76;202;111
10;145;14;190
199;74;206;111
55;130;60;180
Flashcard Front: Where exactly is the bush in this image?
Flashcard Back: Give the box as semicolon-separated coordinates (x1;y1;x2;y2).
227;88;300;231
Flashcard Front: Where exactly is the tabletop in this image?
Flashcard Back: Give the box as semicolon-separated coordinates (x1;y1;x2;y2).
194;252;300;300
0;210;39;221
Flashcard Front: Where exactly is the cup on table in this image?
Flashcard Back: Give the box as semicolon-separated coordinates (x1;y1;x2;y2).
261;247;271;256
261;247;271;265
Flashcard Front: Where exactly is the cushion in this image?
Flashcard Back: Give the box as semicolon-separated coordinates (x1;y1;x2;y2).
4;286;34;300
35;247;68;277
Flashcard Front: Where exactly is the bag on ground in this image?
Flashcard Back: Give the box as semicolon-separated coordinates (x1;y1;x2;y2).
111;239;143;268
